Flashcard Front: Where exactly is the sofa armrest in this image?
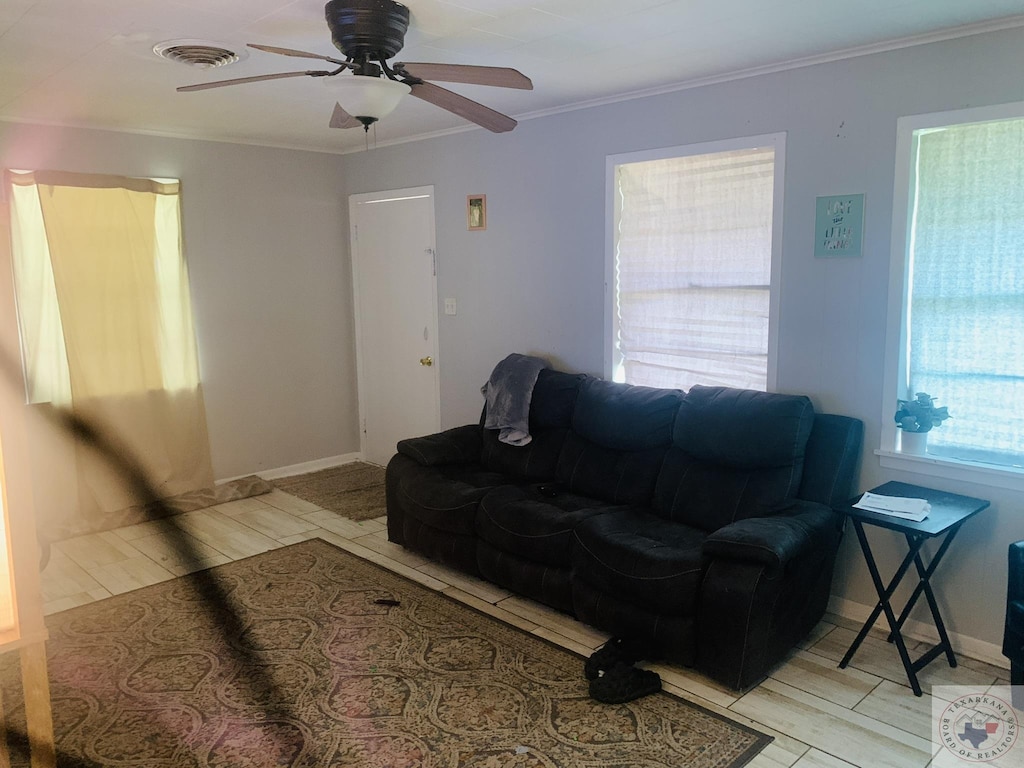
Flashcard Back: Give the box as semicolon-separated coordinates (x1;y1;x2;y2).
396;424;482;466
1003;542;1024;668
703;501;838;577
1009;542;1024;603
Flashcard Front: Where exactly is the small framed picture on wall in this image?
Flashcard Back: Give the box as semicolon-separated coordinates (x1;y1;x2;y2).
467;195;487;231
814;193;865;257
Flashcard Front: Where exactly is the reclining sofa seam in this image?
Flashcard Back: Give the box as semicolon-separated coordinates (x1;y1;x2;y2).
573;535;703;581
480;498;583;540
399;485;477;514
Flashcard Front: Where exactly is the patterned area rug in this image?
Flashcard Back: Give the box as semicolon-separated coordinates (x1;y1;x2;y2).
273;462;385;521
2;539;771;767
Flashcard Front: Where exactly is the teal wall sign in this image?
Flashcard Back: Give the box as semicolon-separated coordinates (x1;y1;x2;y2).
814;193;864;257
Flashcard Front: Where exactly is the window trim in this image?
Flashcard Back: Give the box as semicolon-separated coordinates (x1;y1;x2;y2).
880;99;1024;486
603;132;786;391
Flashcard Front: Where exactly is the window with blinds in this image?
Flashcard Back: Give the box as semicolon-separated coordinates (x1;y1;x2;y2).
608;137;783;392
901;115;1024;468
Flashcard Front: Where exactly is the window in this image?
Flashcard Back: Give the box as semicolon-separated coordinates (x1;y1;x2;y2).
605;134;785;392
5;170;214;521
7;172;200;405
883;102;1024;476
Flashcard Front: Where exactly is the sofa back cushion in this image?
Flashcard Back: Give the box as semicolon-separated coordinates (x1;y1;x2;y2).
480;369;585;479
654;385;815;532
797;413;864;508
571;379;683;450
555;379;683;505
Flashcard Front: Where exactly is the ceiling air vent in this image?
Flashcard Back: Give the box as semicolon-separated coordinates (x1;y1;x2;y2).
153;40;246;70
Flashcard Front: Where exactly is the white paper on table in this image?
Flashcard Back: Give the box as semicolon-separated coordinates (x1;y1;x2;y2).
853;492;931;521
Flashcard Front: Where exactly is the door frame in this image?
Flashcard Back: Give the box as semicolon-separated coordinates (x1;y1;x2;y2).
348;185;441;462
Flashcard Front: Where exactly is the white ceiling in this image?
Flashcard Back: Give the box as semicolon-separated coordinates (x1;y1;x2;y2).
2;0;1023;154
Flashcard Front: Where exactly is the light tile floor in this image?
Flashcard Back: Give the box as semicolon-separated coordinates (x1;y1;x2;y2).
39;490;1011;768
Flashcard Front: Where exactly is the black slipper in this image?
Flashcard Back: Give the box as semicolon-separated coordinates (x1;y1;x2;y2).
584;637;647;681
589;664;662;704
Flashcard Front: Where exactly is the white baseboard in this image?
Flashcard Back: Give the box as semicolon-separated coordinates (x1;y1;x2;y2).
827;595;1009;671
216;452;364;484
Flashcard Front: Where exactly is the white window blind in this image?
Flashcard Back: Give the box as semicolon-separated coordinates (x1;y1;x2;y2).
613;146;775;391
906;118;1024;467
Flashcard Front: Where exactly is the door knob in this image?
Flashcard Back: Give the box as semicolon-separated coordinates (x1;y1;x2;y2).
420;356;433;366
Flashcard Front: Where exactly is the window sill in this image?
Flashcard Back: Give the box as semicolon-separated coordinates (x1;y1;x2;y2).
876;449;1024;493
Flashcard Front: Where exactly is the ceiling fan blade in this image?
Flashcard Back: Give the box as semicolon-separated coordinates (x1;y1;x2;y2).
330;103;364;130
177;70;326;92
409;81;517;133
397;63;532;90
248;43;349;67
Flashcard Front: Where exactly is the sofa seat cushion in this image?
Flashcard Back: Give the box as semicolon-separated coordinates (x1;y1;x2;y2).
572;510;707;617
397;463;510;535
476;485;623;566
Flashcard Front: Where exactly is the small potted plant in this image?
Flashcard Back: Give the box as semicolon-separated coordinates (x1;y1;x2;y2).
895;392;950;454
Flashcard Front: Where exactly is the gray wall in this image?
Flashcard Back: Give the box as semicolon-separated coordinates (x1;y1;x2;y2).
339;26;1024;652
0;123;360;479
3;24;1020;652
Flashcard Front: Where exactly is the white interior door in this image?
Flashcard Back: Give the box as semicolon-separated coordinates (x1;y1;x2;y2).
350;186;440;466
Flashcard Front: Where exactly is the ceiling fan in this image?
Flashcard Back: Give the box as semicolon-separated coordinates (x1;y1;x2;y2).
177;0;533;133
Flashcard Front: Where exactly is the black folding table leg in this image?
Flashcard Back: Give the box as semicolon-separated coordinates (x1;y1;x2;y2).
883;527;961;670
840;527;923;661
888;527;959;643
839;520;927;695
910;531;960;668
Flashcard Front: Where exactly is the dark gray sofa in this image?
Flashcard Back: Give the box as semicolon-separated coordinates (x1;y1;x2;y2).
385;368;862;690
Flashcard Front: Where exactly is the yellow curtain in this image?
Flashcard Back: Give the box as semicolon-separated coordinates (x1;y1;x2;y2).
7;170;214;535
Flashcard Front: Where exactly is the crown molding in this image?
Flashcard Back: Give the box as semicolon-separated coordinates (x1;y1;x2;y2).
4;14;1024;156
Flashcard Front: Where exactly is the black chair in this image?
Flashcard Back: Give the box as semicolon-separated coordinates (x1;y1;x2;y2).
1003;541;1024;707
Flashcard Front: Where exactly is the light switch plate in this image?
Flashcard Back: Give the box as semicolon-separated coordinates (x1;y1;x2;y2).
444;298;457;315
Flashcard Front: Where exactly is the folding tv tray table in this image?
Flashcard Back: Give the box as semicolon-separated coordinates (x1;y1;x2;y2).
838;480;990;696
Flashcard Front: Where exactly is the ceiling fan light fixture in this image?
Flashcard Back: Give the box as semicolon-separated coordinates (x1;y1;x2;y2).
330;76;410;123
